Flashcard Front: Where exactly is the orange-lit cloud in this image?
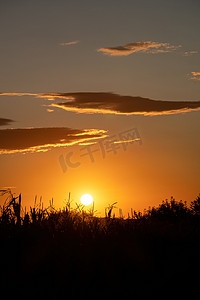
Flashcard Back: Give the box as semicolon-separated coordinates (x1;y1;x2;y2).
113;138;141;144
0;92;73;101
1;92;200;116
184;50;199;56
97;41;181;56
0;118;14;126
190;72;200;81
0;127;107;154
46;108;54;112
59;40;79;46
46;92;200;116
0;92;37;96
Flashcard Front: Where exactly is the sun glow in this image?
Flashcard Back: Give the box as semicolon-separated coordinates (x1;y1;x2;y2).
80;194;93;206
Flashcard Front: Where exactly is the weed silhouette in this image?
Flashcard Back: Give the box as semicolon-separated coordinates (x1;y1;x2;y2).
0;190;200;297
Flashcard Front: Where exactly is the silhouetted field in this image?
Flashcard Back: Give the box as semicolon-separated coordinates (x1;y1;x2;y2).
1;190;200;296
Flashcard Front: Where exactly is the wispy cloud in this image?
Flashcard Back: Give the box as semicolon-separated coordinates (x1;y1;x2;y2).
184;50;199;56
113;138;141;144
0;118;14;126
46;108;54;112
0;92;70;101
97;41;181;56
0;92;36;96
190;72;200;81
0;127;107;154
59;40;79;46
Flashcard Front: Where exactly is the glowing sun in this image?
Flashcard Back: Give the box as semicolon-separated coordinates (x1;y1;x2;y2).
80;194;93;206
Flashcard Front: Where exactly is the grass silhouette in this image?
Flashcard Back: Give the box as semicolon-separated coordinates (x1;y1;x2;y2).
0;189;200;296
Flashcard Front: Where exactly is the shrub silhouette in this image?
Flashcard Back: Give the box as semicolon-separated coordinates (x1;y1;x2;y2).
190;194;200;215
145;196;189;221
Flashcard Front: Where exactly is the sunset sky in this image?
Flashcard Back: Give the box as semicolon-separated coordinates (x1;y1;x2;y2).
0;0;200;215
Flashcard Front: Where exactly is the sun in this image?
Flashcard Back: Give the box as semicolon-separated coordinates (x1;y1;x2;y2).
80;193;93;206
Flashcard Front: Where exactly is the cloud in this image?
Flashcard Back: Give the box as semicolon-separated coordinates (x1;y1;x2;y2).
191;72;200;76
190;72;200;81
46;108;54;112
44;92;200;116
184;50;199;56
1;92;200;116
113;138;141;144
0;92;72;101
0;92;37;96
59;40;79;46
97;41;181;56
0;127;107;154
0;118;14;126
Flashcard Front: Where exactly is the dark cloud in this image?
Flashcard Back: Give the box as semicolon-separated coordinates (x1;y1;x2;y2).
0;118;14;126
45;92;200;116
0;127;107;154
1;92;200;116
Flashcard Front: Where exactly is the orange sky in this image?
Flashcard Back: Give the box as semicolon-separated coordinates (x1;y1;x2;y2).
1;108;199;216
0;0;200;216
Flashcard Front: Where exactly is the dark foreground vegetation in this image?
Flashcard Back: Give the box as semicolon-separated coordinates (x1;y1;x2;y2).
1;190;200;296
